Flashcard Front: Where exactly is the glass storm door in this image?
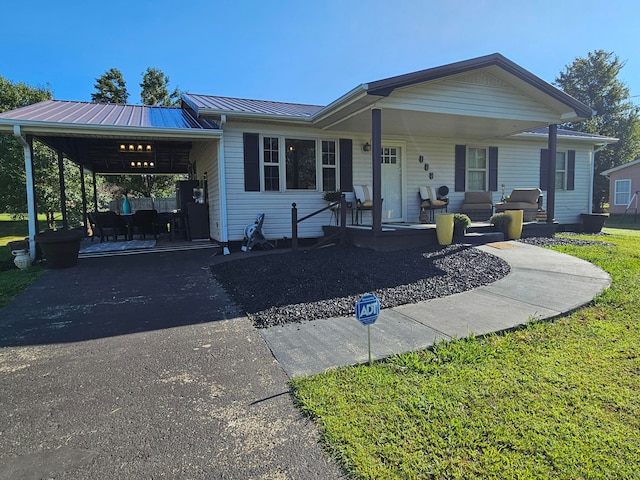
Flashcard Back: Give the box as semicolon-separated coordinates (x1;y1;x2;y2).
381;146;403;221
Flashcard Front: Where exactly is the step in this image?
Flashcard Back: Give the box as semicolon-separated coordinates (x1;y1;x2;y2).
456;231;504;245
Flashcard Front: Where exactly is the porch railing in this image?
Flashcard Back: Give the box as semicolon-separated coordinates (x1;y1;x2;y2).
291;194;348;251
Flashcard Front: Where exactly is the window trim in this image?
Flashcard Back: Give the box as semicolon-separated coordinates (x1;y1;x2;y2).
614;179;632;206
466;146;488;191
555;151;567;191
259;135;339;193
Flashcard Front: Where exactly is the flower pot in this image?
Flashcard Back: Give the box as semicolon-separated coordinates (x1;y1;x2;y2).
435;213;454;246
581;213;607;233
35;228;84;268
505;210;523;240
11;249;32;270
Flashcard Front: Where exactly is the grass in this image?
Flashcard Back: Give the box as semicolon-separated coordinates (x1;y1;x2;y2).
291;220;640;479
0;214;44;308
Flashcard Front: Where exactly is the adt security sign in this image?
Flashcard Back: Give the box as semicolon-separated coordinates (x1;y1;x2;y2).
356;294;380;325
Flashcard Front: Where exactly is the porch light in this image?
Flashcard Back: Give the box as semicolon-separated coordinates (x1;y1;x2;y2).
363;142;371;152
118;143;153;153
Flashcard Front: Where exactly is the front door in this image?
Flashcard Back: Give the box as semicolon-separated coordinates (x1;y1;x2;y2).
381;146;403;221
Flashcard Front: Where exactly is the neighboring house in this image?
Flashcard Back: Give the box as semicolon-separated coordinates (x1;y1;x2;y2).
601;158;640;214
0;53;617;254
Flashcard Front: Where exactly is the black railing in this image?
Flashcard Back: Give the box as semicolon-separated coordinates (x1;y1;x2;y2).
291;194;348;251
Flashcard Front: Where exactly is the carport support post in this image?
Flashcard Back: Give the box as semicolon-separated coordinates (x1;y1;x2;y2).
92;170;99;213
372;108;382;233
79;164;88;234
546;124;557;223
57;150;69;230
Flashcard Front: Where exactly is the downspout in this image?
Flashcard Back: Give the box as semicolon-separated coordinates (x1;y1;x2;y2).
217;115;230;254
13;126;37;260
590;142;609;214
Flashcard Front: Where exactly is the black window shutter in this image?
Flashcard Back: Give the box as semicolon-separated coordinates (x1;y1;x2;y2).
567;150;576;191
539;149;549;191
339;139;353;192
243;133;260;192
454;144;466;192
488;146;498;192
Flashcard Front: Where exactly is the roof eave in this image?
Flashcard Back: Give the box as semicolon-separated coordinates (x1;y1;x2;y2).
196;108;314;124
512;131;619;144
0;119;222;139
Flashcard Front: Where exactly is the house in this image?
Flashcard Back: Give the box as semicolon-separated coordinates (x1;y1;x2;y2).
0;53;617;256
600;158;640;214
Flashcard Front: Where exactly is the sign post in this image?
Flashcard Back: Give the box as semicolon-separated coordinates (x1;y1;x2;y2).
355;293;380;365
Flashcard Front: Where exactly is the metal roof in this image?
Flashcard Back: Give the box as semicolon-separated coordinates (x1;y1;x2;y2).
182;94;324;119
0;100;219;130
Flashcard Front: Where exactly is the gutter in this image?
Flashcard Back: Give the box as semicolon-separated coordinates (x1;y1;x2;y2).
12;126;37;260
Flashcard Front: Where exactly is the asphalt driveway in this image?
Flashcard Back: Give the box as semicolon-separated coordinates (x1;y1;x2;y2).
0;249;344;479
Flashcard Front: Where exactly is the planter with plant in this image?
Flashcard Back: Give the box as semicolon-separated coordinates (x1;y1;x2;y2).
322;191;343;204
453;213;471;238
489;213;512;239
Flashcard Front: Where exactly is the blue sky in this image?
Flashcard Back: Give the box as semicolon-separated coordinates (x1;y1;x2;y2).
3;0;640;107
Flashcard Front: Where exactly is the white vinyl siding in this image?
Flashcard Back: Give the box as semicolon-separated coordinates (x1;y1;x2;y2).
614;179;631;205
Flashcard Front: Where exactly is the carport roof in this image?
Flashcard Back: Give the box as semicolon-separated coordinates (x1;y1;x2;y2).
0;100;222;174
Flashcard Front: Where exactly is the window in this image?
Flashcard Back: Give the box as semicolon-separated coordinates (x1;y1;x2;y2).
322;140;337;192
286;139;316;190
263;137;279;191
615;179;632;205
381;147;398;164
467;148;487;191
555;152;566;190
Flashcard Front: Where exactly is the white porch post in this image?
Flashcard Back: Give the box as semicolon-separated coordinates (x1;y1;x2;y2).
546;124;557;223
13;126;37;260
217;116;230;254
372;108;382;232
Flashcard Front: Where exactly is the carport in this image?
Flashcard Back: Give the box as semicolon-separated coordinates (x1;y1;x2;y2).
0;100;222;259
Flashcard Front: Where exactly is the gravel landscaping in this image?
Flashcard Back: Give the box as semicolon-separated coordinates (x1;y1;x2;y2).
212;244;510;328
211;236;611;328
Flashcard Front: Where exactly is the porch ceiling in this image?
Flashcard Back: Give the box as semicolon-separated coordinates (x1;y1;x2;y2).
320;108;549;140
36;135;195;174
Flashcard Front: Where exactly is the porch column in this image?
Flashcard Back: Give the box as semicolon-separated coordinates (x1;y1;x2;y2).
92;170;99;212
57;150;69;230
13;127;37;259
546;124;557;223
372;108;382;232
79;164;88;234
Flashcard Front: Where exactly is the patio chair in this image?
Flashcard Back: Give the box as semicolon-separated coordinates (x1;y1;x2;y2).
461;191;493;221
133;209;168;240
418;186;448;223
91;211;128;242
353;185;382;224
494;188;542;221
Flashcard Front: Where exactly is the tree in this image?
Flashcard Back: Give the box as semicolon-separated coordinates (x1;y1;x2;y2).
91;68;129;104
555;50;640;211
0;76;52;216
140;67;181;107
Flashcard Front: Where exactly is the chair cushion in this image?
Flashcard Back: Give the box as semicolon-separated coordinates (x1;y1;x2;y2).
429;199;447;206
419;186;434;201
354;185;373;204
508;188;541;204
464;191;493;204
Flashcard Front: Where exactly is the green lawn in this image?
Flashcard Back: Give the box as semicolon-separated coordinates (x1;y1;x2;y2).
292;220;640;479
0;214;44;308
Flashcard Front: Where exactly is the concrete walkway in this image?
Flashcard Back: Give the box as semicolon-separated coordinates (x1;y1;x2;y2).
259;241;611;378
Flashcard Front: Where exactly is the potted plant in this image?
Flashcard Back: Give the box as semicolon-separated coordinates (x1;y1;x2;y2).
35;228;85;268
489;213;512;239
322;190;342;204
453;213;471;238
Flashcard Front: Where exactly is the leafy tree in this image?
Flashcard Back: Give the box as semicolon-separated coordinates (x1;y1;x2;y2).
91;68;129;104
140;67;181;107
555;50;640;211
0;76;52;217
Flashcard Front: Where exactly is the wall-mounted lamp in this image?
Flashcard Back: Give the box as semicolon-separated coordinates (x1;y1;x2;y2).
363;142;371;152
130;160;155;169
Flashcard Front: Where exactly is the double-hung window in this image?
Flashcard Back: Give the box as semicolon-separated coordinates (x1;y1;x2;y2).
321;140;337;192
261;136;337;191
467;148;487;191
615;179;631;205
263;137;280;191
555;152;566;190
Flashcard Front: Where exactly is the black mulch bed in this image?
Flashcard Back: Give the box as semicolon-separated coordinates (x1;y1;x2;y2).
211;244;510;328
